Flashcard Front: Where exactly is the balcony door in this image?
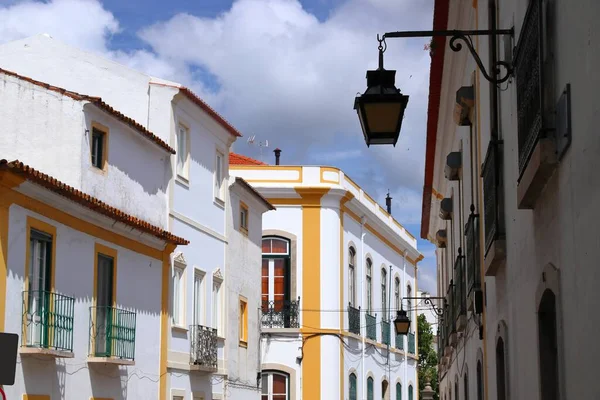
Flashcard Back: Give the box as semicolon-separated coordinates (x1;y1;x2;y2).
261;237;291;325
95;253;115;356
26;229;53;347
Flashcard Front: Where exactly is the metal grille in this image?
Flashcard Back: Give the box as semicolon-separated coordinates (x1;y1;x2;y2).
382;320;391;345
514;0;543;175
396;332;404;350
365;313;377;341
482;140;499;253
261;298;300;329
348;304;361;335
466;213;481;295
454;255;466;322
447;281;455;334
89;306;136;360
408;332;416;354
22;290;74;352
190;324;218;369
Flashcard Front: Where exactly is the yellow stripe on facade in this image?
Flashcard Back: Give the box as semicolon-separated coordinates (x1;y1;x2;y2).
339;192;353;400
159;244;176;400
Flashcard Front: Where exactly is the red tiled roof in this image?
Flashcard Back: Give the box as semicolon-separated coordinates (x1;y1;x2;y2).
421;0;450;240
229;153;267;166
0;68;175;154
179;87;243;138
1;159;188;245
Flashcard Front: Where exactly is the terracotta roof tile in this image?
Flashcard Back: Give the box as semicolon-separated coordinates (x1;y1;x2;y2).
178;87;243;138
0;68;176;154
229;153;267;166
1;159;188;245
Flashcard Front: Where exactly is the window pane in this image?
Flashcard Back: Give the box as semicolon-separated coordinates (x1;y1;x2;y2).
272;374;287;393
262;375;268;394
262;239;272;253
396;383;402;400
271;239;288;254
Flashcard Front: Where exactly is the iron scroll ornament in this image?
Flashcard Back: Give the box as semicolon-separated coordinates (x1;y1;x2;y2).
403;296;447;318
448;33;513;84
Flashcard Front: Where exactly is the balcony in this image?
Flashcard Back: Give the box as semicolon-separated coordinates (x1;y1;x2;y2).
20;290;74;357
190;325;218;372
381;320;390;346
514;0;557;209
482;140;506;276
365;313;377;341
88;306;136;364
446;282;457;348
466;212;485;314
408;332;415;354
454;254;467;333
348;304;361;335
395;333;404;350
261;298;300;329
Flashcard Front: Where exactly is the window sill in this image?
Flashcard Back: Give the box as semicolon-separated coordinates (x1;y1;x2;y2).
172;325;188;333
239;340;248;348
517;137;557;209
240;227;248;236
484;238;506;277
19;347;74;358
87;356;135;366
176;175;190;188
214;197;225;209
89;165;108;175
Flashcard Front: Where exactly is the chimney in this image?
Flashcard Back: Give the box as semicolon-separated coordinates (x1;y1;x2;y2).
274;148;282;165
385;191;392;214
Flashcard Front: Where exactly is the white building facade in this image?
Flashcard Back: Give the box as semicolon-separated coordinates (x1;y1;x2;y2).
421;0;600;399
230;156;422;400
0;35;268;400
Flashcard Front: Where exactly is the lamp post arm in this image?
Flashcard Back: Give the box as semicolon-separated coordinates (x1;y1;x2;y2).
380;28;515;84
402;296;446;317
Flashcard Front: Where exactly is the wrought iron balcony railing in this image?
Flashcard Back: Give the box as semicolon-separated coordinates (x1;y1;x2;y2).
395;332;404;350
446;281;455;334
482;140;504;255
190;324;218;370
381;320;391;346
454;253;466;322
89;306;136;360
365;313;377;341
514;0;544;176
465;211;482;295
408;332;416;354
261;297;300;329
22;290;75;352
348;304;361;335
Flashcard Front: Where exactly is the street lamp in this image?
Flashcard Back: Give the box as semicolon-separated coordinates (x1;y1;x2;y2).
394;296;447;335
354;40;409;147
355;29;513;144
393;309;411;335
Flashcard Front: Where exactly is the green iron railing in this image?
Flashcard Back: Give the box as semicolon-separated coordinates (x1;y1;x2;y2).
22;290;75;352
395;332;404;350
408;332;416;354
365;313;377;341
89;306;136;360
348;304;361;335
381;320;390;346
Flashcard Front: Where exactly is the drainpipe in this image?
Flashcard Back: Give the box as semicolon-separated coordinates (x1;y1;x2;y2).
360;215;366;400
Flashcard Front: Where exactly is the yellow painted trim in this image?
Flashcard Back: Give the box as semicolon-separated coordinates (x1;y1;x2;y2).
431;187;445;200
160;244;176;400
296;187;327;400
91;121;110;173
22;395;50;400
364;192;377;206
90;398;114;400
365;223;406;258
0;188;164;260
23;216;58;344
0;203;8;333
239;295;248;345
0;171;26;190
344;176;361;192
265;198;303;205
229;165;303;183
338;193;353;400
320;167;340;184
240;201;249;235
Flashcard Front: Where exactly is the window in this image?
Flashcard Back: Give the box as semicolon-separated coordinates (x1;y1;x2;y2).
382;380;389;400
394;278;400;312
261;237;291;314
496;337;507;400
366;259;373;314
349;373;357;400
173;266;185;326
176;124;189;178
214;151;224;200
408;385;413;400
367;377;374;400
464;371;469;400
193;270;205;326
477;360;484;400
349;247;356;306
91;127;107;170
239;297;248;345
455;379;459;400
213;279;222;335
240;202;249;233
538;289;559;400
262;371;289;400
93;244;117;357
396;383;402;400
381;268;388;320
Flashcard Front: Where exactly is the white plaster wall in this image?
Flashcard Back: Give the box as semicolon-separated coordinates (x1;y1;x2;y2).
4;204;163;400
0;34;152;125
0;73;84;187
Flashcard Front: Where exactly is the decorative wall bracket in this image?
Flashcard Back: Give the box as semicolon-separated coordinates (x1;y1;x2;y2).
403;296;447;318
379;29;514;84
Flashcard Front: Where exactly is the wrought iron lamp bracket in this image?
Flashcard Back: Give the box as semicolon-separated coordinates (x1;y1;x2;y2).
381;28;514;84
403;296;447;318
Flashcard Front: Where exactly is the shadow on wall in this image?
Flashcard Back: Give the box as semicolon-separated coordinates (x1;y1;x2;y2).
89;363;129;400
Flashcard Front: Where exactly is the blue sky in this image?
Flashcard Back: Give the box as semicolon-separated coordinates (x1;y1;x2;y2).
0;0;437;292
